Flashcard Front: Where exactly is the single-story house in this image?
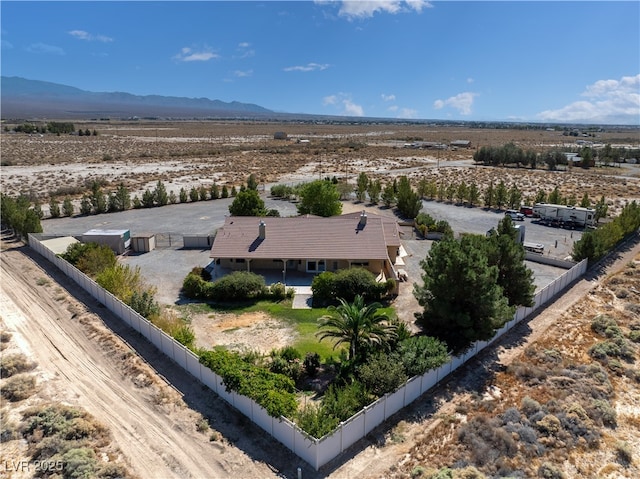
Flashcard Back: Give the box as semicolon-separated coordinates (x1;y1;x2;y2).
209;211;402;285
450;140;471;148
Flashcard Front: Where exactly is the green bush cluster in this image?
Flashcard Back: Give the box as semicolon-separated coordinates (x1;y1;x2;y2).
415;212;453;238
182;269;293;302
0;193;43;241
199;349;297;418
311;268;394;305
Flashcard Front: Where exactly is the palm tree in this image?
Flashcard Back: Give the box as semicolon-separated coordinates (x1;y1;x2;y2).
316;295;397;363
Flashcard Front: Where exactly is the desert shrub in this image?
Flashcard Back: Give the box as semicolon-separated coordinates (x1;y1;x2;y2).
392;335;449;377
589;336;634;362
628;330;640;343
457;414;517;466
62;447;97;479
521;396;543;418
588;399;617;428
625;303;640;315
357;353;407;397
615;441;634;465
591;314;623;338
1;374;37;401
537;462;565;479
270;184;295;199
535;414;561;435
1;352;36;378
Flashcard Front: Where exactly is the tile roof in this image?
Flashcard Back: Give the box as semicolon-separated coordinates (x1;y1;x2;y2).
210;212;399;261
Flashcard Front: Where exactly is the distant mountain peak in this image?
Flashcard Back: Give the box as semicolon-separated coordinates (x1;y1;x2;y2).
1;76;273;119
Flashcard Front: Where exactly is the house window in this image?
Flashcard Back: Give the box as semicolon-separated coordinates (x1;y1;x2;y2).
236;258;245;263
332;261;338;271
318;260;326;272
307;260;317;272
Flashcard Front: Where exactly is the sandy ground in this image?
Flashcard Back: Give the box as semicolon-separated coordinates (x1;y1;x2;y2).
0;232;292;479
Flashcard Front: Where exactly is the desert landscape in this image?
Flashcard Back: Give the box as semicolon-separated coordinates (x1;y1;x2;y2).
2;121;640;216
2;120;640;478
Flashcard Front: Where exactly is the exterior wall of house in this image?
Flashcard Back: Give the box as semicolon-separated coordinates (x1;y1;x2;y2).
216;257;386;276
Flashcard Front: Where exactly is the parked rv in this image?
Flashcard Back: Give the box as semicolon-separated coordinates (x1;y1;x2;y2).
533;203;596;228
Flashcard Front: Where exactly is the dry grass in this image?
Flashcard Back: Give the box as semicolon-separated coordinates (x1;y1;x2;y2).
2;122;638;218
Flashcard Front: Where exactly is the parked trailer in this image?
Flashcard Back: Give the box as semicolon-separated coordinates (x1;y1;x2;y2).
533;203;596;228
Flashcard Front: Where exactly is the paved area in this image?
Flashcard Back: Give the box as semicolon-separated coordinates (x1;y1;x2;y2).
42;198;576;309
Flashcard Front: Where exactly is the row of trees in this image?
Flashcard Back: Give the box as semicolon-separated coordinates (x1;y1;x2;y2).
6;122;97;136
473;142;636;170
572;201;640;263
48;179;239;218
0;193;43;241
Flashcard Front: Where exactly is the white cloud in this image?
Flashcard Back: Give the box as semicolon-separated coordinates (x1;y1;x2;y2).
173;47;219;62
381;93;396;102
387;105;399;112
343;99;364;116
323;93;364;116
26;42;65;55
433;92;477;115
323;95;338;105
234;69;253;78
467;77;474;84
68;30;113;42
1;40;13;50
397;108;418;119
236;42;255;58
326;0;432;20
537;74;640;125
284;63;330;72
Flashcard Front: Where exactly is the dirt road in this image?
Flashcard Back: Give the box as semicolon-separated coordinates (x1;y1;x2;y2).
0;235;285;479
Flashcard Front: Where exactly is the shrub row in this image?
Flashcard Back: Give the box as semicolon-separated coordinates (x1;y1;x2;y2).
182;269;293;302
199;349;297;418
311;268;395;305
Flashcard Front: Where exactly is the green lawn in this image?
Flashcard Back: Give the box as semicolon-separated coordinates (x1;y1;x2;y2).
176;300;396;360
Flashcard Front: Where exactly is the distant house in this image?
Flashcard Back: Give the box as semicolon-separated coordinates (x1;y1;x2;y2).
450;140;471;148
273;131;288;140
210;211;402;284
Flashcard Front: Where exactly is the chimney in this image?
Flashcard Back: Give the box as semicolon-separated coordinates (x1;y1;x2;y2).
258;220;266;239
359;210;367;228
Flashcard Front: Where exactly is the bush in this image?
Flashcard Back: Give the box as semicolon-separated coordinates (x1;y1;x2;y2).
357;353;407;397
199;349;297;418
312;268;387;304
1;352;36;378
173;326;196;350
537;462;565;479
303;352;321;377
62;447;97;479
210;271;266;301
1;374;37;401
392;335;449;377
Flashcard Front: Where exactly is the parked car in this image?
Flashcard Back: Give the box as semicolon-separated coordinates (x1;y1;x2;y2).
505;209;525;221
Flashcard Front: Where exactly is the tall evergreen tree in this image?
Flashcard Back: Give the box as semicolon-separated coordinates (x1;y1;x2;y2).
414;235;514;353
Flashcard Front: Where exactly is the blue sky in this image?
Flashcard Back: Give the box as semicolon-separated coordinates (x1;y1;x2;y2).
2;1;639;124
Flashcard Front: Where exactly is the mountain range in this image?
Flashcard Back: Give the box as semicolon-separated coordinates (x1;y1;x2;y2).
1;76;274;119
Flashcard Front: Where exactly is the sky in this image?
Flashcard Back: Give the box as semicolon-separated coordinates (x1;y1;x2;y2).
1;1;639;125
